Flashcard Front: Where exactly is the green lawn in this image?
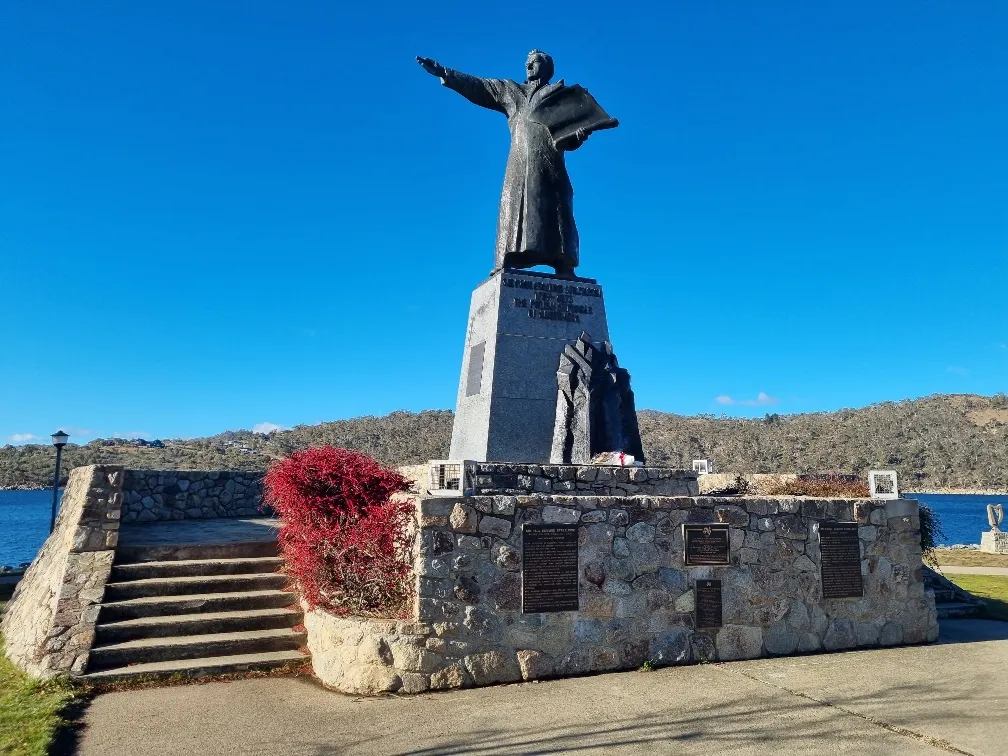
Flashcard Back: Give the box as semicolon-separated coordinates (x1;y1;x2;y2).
946;575;1008;622
0;600;80;756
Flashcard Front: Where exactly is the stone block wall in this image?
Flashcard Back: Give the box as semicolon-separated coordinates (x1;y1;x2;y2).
2;465;271;677
2;465;123;677
980;530;1008;554
468;463;698;497
121;470;264;522
305;489;937;695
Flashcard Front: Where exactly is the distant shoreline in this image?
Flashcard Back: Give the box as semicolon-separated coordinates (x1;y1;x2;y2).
906;489;1008;496
2;484;1007;495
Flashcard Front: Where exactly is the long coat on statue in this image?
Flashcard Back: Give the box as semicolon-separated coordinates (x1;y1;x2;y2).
441;68;581;274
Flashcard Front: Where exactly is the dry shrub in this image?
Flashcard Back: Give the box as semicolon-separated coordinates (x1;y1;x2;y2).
761;473;870;498
263;447;415;618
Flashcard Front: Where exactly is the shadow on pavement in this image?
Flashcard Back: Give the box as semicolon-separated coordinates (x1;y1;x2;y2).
78;665;993;756
938;618;1008;644
51;695;90;756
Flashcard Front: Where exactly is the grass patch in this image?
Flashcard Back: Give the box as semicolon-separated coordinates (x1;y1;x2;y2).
0;644;79;755
0;599;84;756
932;548;1008;568
945;574;1008;622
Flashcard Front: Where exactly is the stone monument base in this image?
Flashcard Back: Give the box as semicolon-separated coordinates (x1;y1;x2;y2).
304;490;937;695
980;530;1008;554
448;269;611;463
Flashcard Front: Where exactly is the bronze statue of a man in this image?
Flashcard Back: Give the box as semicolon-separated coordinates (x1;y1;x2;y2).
417;51;617;278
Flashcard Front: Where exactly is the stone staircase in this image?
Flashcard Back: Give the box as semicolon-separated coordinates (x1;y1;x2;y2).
923;565;985;620
83;538;308;682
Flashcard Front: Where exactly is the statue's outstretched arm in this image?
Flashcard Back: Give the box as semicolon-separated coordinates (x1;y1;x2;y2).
417;56;508;115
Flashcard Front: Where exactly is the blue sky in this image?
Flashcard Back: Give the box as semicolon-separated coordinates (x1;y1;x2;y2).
1;1;1005;444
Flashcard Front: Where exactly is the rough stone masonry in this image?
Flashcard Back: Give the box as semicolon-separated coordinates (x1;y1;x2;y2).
120;469;263;522
2;466;264;677
2;465;124;676
305;479;938;695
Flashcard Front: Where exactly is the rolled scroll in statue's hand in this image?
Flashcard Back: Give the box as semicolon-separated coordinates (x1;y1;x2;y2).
529;84;619;149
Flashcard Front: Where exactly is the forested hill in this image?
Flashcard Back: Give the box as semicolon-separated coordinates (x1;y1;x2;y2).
2;394;1006;491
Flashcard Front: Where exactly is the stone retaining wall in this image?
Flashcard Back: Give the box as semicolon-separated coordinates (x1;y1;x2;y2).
2;465;123;677
3;465;268;677
468;463;697;497
121;470;264;522
306;488;937;695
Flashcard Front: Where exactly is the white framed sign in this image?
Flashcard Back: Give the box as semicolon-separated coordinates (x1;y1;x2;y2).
868;470;899;500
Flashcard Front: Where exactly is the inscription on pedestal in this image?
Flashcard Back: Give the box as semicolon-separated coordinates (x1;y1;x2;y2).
683;524;731;566
503;276;602;323
695;579;723;629
521;524;579;613
819;522;864;599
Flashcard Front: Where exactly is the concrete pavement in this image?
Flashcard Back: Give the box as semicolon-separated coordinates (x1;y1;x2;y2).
936;566;1008;576
118;518;280;547
72;620;1008;755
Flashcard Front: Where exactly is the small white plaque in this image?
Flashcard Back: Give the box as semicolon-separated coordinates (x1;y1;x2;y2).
428;459;476;497
868;470;899;500
692;459;711;476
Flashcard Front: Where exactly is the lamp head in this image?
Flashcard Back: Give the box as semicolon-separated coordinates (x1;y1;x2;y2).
51;430;69;448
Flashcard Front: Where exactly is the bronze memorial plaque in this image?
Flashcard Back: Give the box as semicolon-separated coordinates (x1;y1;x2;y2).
819;522;864;599
683;523;731;566
695;579;723;629
521;524;579;613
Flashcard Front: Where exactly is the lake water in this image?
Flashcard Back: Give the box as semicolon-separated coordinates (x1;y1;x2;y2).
0;489;62;568
912;492;1008;547
0;489;1006;567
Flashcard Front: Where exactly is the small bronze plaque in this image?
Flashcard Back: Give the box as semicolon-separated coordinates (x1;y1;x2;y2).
683;523;731;566
819;522;864;599
521;524;579;613
695;579;723;629
465;341;486;397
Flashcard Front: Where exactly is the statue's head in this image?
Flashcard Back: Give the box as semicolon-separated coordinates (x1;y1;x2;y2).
526;50;554;83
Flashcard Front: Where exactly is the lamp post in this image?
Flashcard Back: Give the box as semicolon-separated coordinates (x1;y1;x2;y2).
49;430;69;534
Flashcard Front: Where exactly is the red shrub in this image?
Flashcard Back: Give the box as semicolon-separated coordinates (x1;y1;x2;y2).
263;447;415;618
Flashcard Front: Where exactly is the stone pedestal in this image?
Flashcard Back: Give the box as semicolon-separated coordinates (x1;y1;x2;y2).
449;269;610;462
306;492;938;696
980;530;1008;554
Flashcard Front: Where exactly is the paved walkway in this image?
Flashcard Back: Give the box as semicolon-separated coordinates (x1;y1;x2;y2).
935;565;1008;576
71;620;1008;755
118;518;279;547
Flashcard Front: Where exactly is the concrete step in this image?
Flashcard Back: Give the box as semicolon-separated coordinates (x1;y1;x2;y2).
116;541;279;564
103;573;288;601
95;608;303;643
80;649;308;682
937;601;983;620
110;557;285;582
99;590;298;622
87;628;307;671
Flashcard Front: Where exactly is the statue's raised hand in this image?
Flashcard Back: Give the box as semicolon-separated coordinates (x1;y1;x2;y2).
416;56;447;78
